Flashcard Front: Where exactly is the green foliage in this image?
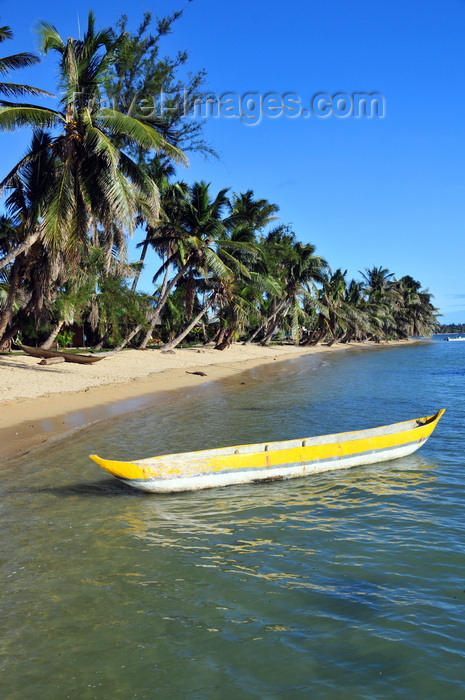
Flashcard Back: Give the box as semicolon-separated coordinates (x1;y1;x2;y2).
437;323;465;333
0;13;439;350
56;329;73;348
103;8;214;162
89;276;152;346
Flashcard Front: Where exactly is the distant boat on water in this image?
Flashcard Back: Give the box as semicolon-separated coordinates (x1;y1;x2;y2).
444;336;465;341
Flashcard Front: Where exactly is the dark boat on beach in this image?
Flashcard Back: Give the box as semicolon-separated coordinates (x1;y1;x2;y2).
18;343;105;365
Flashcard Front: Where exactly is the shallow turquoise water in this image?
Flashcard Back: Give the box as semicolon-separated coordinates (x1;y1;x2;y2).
1;340;464;699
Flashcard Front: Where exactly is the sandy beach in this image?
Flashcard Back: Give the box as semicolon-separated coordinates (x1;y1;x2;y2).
0;339;420;461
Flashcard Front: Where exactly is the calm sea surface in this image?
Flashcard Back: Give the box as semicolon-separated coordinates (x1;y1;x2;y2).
1;339;464;699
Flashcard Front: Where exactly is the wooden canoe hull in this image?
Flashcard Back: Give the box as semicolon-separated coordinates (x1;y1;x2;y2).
18;344;103;365
89;409;445;493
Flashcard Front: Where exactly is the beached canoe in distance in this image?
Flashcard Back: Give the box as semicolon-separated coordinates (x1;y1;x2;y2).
89;409;445;493
17;343;104;365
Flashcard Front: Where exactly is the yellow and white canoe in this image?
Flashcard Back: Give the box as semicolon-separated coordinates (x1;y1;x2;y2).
90;410;444;493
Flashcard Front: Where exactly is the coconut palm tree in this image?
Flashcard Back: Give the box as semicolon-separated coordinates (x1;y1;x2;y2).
0;12;186;272
393;276;437;338
157;181;255;351
358;266;402;340
0;131;56;342
244;227;327;345
304;269;351;345
228;190;279;238
209;191;280;349
359;266;394;296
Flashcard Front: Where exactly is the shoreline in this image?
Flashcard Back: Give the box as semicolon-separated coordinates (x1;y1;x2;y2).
0;339;423;462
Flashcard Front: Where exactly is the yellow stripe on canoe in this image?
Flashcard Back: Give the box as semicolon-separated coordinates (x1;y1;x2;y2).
89;410;445;482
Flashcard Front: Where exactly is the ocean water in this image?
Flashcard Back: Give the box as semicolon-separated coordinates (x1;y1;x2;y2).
1;339;464;699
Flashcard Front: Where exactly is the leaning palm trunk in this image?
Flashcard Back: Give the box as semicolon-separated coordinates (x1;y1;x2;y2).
244;298;289;345
112;325;144;353
0;230;42;272
213;327;227;349
261;321;280;346
138;264;172;349
130;239;149;293
40;320;65;349
111;262;191;353
0;257;21;341
160;296;214;352
138;313;159;350
0;293;37;347
215;325;236;350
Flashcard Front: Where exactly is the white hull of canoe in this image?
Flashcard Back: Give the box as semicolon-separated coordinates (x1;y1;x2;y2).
90;410;444;494
115;436;430;493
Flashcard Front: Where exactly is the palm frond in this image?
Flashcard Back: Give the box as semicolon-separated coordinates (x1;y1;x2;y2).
0;51;39;72
36;22;65;54
97;108;188;165
0;104;63;130
0;82;54;98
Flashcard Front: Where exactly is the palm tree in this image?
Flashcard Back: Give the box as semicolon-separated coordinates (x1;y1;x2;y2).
210;191;280;349
245;227;327;345
359;266;394;296
0;131;56;342
0;12;186;271
228;190;279;238
359;266;400;340
393;276;437;338
305;269;350;345
0;23;52;99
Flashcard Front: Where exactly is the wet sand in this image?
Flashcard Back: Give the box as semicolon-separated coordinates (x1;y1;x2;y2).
0;340;421;461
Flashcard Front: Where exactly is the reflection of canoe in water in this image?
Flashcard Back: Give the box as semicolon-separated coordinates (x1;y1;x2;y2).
90;409;445;493
18;343;105;365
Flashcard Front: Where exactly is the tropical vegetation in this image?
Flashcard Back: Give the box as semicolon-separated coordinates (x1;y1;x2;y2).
0;10;438;352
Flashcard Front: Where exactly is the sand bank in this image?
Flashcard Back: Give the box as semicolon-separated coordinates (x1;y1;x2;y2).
0;339;421;461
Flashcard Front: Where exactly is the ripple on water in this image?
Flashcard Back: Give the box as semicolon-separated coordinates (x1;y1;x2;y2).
1;341;465;699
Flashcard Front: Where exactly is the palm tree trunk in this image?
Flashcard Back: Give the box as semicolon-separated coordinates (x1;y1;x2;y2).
0;230;41;271
200;321;208;343
0;294;36;346
0;257;21;341
109;262;190;354
215;325;235;350
261;318;280;346
160;297;213;352
131;239;149;293
112;325;143;353
213;327;226;348
138;313;160;349
244;298;288;345
138;263;171;348
40;320;65;349
153;261;189;318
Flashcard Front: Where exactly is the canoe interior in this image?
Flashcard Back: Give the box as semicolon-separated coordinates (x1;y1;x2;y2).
136;411;443;465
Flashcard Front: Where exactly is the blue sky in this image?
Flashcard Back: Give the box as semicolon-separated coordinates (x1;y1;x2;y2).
1;0;464;322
